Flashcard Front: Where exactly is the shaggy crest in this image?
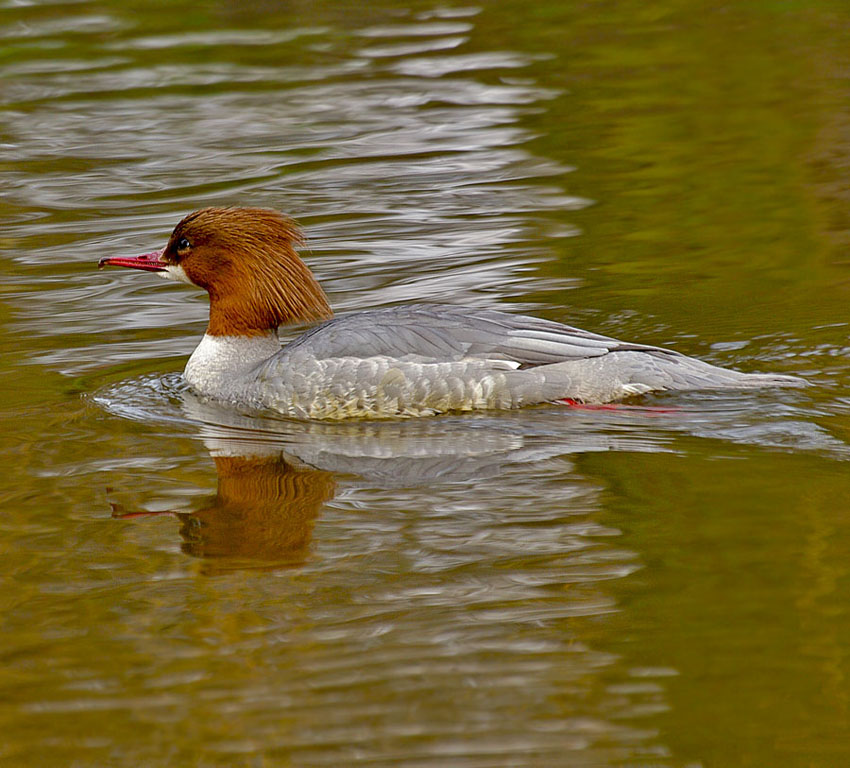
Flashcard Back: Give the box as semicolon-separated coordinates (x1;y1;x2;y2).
166;207;333;336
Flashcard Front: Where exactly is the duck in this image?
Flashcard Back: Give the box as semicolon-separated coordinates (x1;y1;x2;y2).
99;207;805;420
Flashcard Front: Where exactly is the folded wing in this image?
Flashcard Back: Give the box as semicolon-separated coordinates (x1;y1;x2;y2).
283;304;672;367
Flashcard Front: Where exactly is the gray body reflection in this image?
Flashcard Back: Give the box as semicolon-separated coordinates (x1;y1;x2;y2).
106;377;839;571
113;390;655;570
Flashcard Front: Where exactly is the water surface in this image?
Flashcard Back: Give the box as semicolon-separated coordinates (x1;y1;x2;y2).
3;1;850;766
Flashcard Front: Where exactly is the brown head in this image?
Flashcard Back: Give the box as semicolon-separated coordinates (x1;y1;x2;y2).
100;207;333;336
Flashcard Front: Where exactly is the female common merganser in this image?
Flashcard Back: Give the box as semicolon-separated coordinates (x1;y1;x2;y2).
100;207;805;419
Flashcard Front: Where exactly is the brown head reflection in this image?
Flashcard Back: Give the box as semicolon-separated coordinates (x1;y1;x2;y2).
180;455;335;571
113;453;335;573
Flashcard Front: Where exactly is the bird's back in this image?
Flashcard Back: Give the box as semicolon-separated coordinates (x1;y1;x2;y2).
246;305;803;419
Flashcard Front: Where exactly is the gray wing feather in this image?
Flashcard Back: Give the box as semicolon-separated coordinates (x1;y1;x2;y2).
284;303;662;367
266;304;804;414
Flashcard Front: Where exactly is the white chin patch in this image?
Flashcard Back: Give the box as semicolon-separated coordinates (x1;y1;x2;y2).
158;264;193;284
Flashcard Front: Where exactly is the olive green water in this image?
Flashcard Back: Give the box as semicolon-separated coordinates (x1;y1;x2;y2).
3;1;850;765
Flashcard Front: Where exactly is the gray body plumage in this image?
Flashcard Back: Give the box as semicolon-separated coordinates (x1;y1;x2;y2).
183;304;805;420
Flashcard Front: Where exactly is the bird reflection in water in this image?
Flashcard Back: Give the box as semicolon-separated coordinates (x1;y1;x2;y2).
111;420;337;572
177;453;335;568
107;388;658;573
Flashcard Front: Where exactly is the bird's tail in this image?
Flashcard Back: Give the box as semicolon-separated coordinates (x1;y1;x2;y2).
519;351;807;405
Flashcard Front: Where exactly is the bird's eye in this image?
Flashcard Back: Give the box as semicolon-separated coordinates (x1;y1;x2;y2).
176;237;191;252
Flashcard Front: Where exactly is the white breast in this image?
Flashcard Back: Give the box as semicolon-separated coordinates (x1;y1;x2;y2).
184;333;281;400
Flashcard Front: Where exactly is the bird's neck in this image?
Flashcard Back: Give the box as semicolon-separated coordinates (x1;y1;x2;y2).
205;262;333;337
184;332;281;399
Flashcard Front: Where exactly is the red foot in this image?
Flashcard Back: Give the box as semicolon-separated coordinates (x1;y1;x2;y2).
555;398;678;414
